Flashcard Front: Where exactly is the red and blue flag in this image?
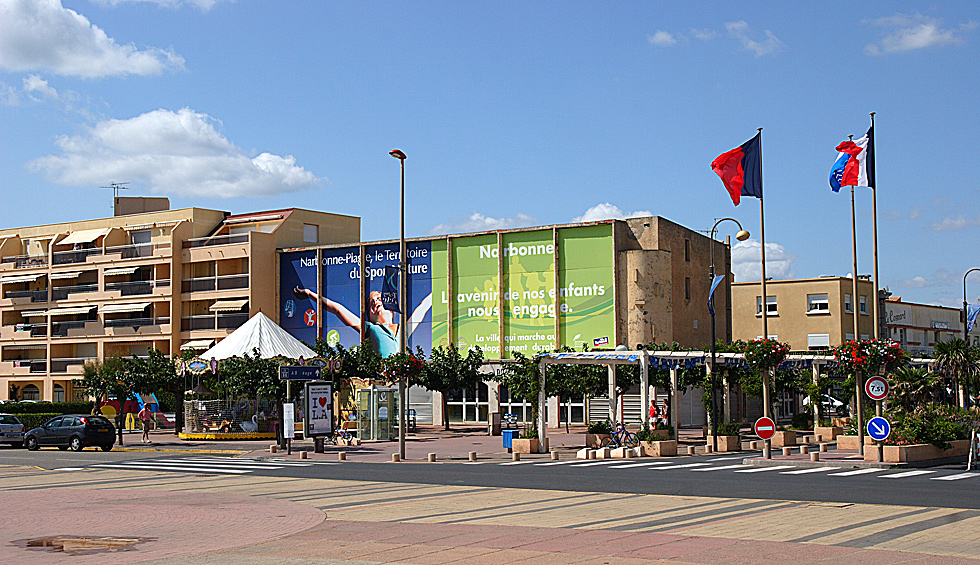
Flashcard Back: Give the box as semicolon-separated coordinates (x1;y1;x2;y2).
830;125;875;192
712;132;763;206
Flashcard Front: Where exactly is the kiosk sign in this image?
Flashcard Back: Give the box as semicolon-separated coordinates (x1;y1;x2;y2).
306;383;333;436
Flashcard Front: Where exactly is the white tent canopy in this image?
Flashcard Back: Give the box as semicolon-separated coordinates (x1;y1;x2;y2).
199;312;316;360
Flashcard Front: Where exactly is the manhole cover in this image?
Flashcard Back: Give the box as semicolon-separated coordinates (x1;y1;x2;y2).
13;535;154;556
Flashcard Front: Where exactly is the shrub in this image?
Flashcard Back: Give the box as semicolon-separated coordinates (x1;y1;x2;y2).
892;403;971;449
15;413;60;431
1;401;94;415
790;413;813;430
520;425;538;439
587;420;612;434
715;420;744;437
637;423;674;441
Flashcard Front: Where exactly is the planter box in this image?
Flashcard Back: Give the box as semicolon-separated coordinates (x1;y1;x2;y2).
832;417;851;428
707;436;741;452
512;438;549;454
770;430;796;448
837;435;874;450
586;433;611;448
864;439;970;463
814;426;843;441
646;428;672;440
640;440;677;457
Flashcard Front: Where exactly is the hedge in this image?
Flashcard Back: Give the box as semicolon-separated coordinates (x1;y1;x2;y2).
0;401;94;415
15;413;60;431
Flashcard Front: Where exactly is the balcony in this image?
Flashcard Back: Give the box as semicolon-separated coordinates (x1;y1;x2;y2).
50;320;97;337
50;357;95;374
12;359;46;373
52;248;101;266
181;274;249;293
104;316;170;328
105;279;170;297
13;324;47;338
4;289;48;303
105;242;170;259
1;255;48;269
52;283;98;301
181;313;248;331
183;234;249;249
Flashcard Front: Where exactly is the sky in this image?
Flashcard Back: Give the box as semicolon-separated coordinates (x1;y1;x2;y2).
1;1;978;308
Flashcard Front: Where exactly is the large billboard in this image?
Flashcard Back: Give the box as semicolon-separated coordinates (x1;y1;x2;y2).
279;224;614;359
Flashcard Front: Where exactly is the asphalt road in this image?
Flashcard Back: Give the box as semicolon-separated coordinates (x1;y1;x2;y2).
6;445;980;510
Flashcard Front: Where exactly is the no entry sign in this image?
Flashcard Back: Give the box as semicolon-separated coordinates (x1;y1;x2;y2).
754;416;776;440
865;375;889;402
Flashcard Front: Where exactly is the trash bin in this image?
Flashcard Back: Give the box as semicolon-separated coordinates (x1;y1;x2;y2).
502;429;519;449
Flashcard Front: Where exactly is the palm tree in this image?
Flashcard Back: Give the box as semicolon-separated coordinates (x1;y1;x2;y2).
890;366;939;413
933;339;979;408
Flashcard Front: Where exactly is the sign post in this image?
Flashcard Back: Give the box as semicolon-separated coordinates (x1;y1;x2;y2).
754;416;775;458
865;376;889;462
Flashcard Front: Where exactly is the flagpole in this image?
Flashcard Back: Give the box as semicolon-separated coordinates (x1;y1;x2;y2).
756;127;772;460
870;112;880;341
850;176;865;456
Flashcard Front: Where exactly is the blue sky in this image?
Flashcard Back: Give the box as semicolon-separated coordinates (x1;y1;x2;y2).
1;1;978;307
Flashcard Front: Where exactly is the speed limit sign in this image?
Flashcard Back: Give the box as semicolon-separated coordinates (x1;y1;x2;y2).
865;375;889;401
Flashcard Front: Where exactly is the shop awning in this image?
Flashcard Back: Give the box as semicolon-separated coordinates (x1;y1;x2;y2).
100;302;150;314
0;273;43;284
104;266;139;276
209;299;249;312
180;339;216;351
49;305;97;316
58;228;109;246
49;271;83;280
20;310;47;317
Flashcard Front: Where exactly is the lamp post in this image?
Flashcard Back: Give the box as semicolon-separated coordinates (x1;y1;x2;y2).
389;148;407;461
964;268;980;406
708;218;750;452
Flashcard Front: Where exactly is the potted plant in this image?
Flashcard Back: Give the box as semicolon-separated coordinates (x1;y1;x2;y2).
586;420;612;448
512;426;547;454
636;422;676;456
706;420;742;451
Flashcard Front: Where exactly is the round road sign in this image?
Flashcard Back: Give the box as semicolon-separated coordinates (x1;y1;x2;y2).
754;416;776;440
867;416;891;441
865;375;889;401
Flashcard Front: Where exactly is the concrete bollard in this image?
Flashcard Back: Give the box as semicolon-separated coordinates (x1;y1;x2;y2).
551;450;559;461
800;445;809;455
705;444;713;454
269;445;278;453
685;445;695;456
512;452;521;461
762;446;770;459
782;447;792;456
588;449;596;460
469;451;478;462
811;452;820;462
392;453;400;462
820;443;828;453
624;448;633;459
300;451;308;460
750;441;759;450
428;453;437;462
338;452;346;461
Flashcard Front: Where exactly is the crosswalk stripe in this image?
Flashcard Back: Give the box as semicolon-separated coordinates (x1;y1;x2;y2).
880;470;935;479
707;456;745;462
932;472;980;481
691;464;746;472
534;460;584;466
650;462;711;470
174;457;312;467
499;460;533;466
570;460;626;467
607;462;667;469
155;459;295;469
780;467;840;474
734;465;795;473
93;463;252;474
828;468;883;476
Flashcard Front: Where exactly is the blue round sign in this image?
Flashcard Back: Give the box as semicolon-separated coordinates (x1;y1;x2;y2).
867;416;891;441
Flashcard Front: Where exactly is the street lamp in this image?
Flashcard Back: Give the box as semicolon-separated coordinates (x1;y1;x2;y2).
708;218;750;452
389;148;407;460
964;268;980;406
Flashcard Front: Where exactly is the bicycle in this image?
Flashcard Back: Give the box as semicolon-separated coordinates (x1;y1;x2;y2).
328;426;355;445
600;422;639;449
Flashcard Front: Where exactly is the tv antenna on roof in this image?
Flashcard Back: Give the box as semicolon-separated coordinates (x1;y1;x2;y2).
100;182;130;211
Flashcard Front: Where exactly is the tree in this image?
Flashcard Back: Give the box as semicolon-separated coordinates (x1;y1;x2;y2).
890;366;940;413
81;356;147;446
129;349;183;434
220;349;286;445
417;344;484;430
545;347;605;432
933;338;979;408
497;352;546;434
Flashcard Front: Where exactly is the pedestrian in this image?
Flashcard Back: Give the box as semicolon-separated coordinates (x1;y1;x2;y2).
138;403;154;443
649;401;658;425
663;398;670;427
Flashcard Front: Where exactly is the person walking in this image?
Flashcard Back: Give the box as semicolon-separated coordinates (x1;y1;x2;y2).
138;403;154;443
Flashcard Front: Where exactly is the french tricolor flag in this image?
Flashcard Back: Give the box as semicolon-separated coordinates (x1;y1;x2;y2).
829;125;875;192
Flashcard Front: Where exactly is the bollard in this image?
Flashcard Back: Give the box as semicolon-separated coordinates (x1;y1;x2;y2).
300;451;308;460
551;450;559;461
685;445;695;456
624;448;633;459
587;449;596;460
782;447;792;456
810;452;820;462
749;441;759;450
762;446;770;459
269;445;278;453
705;444;713;454
392;453;400;462
469;451;477;462
800;445;809;455
338;452;346;461
820;443;828;453
428;453;437;463
512;452;521;461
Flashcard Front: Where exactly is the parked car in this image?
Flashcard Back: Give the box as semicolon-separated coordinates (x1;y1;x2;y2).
0;414;25;447
24;415;115;452
803;394;847;417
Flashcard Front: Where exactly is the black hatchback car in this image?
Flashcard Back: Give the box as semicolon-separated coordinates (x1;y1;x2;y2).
25;415;115;452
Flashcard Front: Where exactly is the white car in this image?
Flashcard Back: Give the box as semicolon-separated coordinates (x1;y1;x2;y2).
0;414;25;447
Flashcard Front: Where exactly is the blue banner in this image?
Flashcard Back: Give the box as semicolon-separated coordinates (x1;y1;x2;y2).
707;274;725;316
968;304;980;333
279;250;319;346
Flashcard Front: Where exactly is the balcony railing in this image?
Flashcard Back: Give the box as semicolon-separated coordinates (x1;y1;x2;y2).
52;248;101;265
52;283;99;301
13;323;47;337
50;320;93;337
4;289;48;302
50;357;96;373
105;242;170;258
103;316;170;328
181;273;249;293
181;313;248;331
183;234;249;249
12;360;46;373
1;255;48;269
105;279;169;296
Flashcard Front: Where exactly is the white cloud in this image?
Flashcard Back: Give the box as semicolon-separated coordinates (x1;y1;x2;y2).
0;0;185;78
725;21;784;57
898;269;955;289
882;207;922;221
429;212;536;235
929;215;980;232
22;74;58;101
690;28;717;40
866;14;976;55
91;0;231;11
730;239;795;282
647;30;677;46
572;203;652;223
29;108;321;198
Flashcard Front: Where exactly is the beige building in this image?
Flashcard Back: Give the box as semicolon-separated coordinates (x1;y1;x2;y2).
884;296;978;356
0;200;358;402
732;276;878;351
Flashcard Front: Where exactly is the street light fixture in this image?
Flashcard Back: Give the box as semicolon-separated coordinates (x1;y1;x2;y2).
708;218;750;452
389;148;407;460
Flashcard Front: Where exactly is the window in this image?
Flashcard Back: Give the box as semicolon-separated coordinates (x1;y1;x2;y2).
53;384;65;403
685;277;691;300
684;239;690;262
860;334;870;341
807;333;831;350
845;333;855;341
303;224;318;243
859;295;868;314
844;294;853;313
756;296;777;316
807;294;829;313
21;384;40;401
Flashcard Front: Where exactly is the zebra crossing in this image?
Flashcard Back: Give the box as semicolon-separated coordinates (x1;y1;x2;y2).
88;456;338;475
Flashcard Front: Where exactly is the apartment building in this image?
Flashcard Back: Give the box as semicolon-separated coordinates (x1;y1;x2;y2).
884;296;977;356
0;200;358;402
